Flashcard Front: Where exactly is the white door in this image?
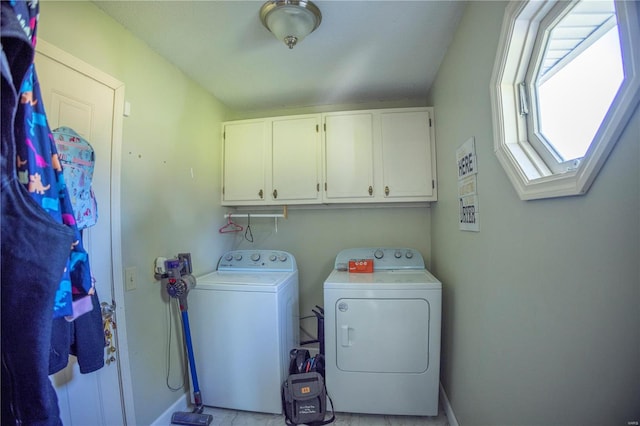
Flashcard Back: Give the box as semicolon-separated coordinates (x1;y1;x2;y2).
34;40;134;425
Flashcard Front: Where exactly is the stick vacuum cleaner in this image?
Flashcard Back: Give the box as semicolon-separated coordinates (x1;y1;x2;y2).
163;256;213;426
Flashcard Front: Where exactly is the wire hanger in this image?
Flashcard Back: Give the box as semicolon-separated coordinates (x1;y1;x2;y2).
244;214;254;242
219;213;243;233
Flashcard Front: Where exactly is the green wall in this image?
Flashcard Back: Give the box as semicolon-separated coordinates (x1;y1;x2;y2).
429;2;640;424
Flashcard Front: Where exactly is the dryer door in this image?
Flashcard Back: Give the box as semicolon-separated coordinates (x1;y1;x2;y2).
335;298;430;373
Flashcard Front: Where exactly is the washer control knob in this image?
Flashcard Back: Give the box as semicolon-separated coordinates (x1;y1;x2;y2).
234;254;243;261
394;250;402;258
269;254;277;262
278;254;288;262
224;254;233;261
374;249;384;259
405;251;414;259
251;253;261;262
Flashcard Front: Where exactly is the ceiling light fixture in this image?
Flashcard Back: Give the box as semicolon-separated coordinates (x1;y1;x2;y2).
259;0;322;49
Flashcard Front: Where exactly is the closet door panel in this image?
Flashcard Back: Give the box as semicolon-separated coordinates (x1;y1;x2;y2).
272;115;321;203
380;110;435;199
222;120;267;204
324;113;374;201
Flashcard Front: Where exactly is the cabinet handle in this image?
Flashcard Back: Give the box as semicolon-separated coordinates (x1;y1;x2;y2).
385;186;390;196
258;189;264;199
368;186;373;196
273;189;278;199
317;183;320;192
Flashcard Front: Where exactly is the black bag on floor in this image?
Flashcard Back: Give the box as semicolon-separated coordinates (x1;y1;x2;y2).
282;349;334;426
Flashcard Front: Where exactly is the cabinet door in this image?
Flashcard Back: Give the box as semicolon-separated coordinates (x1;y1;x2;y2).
222;120;267;204
380;110;435;200
324;113;374;201
272;116;321;203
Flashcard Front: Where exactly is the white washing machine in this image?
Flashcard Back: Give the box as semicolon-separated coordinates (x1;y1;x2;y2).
189;250;299;414
323;247;442;416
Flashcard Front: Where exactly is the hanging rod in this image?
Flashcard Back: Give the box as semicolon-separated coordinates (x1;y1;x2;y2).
224;213;284;218
224;205;288;219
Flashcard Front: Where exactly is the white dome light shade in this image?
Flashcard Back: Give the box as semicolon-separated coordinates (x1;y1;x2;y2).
260;1;322;49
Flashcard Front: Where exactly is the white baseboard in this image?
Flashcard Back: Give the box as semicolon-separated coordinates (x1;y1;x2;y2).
439;382;459;426
150;394;189;426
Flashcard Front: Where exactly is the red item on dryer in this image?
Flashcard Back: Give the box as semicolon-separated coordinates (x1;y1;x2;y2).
348;259;373;273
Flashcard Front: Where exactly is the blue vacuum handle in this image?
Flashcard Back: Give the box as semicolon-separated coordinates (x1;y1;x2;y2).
181;310;203;407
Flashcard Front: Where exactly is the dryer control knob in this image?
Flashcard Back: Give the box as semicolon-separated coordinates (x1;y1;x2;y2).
405;251;414;259
234;254;243;261
251;253;261;262
269;254;277;262
224;254;233;261
374;249;384;259
279;254;288;262
394;250;402;258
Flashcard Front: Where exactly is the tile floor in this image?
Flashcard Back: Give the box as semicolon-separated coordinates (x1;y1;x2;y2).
199;403;450;426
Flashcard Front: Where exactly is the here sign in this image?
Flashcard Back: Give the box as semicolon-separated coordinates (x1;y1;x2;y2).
457;138;477;179
456;138;480;232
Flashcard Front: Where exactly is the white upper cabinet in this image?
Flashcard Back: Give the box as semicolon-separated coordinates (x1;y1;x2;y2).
380;109;436;201
222;115;321;206
323;112;375;201
323;107;436;203
271;115;322;204
222;119;268;204
221;107;437;206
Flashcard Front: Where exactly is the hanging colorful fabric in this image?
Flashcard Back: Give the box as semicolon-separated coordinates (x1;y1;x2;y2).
52;127;98;230
16;66;95;315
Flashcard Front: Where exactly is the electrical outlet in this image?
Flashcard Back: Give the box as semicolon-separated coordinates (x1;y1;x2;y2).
125;267;137;291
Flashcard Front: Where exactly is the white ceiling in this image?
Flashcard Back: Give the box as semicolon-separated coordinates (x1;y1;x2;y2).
93;1;466;112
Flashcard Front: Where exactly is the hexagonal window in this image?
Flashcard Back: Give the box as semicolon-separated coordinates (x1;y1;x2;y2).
490;0;640;200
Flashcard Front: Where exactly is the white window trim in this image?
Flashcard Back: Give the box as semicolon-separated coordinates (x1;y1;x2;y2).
490;0;640;200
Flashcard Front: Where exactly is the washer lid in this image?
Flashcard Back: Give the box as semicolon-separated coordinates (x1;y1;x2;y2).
324;269;441;290
195;270;296;293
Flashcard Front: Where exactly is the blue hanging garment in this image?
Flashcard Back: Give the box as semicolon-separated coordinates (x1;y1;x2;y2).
2;1;71;424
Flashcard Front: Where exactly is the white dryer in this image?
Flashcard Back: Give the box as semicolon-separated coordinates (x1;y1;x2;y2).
323;248;441;416
189;250;299;414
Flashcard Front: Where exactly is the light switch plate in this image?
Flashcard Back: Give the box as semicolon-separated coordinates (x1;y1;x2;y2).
125;267;136;291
